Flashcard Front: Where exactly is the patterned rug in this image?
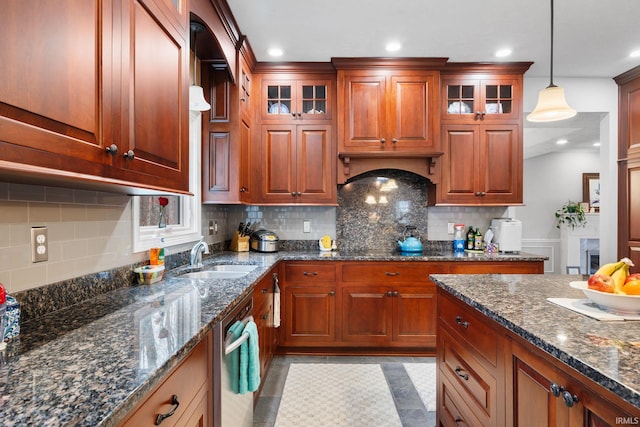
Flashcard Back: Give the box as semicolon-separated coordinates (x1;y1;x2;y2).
403;362;437;412
274;363;402;427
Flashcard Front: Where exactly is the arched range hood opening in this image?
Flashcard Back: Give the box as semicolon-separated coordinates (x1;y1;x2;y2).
337;153;441;185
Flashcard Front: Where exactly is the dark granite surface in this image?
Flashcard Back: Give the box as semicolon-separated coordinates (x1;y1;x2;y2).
0;250;547;426
430;273;640;410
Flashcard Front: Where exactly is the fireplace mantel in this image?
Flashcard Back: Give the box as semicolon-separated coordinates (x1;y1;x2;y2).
560;213;600;274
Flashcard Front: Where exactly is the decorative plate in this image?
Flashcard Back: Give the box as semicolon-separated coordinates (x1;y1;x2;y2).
269;102;289;114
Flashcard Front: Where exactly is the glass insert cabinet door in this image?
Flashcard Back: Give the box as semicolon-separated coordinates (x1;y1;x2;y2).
265;81;329;118
444;80;515;118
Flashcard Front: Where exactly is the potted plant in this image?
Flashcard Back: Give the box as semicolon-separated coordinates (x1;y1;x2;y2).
555;201;587;230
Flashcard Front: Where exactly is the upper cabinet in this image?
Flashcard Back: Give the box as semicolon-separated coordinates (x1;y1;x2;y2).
336;66;441;154
260;77;333;122
441;76;521;123
0;0;190;194
433;63;531;206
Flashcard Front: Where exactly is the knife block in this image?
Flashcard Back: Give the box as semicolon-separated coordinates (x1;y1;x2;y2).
230;231;250;252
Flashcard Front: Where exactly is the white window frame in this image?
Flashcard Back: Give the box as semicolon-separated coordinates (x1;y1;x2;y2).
132;110;203;252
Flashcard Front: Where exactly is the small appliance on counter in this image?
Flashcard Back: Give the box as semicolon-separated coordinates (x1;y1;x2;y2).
490;218;522;253
249;229;279;252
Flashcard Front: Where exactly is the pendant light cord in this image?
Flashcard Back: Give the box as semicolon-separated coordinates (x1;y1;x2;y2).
549;0;556;88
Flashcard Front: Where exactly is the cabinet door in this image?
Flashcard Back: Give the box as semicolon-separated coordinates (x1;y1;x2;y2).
282;285;337;346
442;77;521;123
340;74;387;150
479;124;521;203
622;159;640;271
439;125;479;203
296;125;335;204
480;78;521;122
119;0;190;192
393;285;437;347
388;73;438;150
341;286;393;344
0;1;115;174
259;125;297;203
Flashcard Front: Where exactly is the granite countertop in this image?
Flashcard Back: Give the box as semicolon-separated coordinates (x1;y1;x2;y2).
430;273;640;410
0;250;546;426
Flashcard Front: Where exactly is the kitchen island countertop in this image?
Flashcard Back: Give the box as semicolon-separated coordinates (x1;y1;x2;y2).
0;250;546;426
430;273;640;410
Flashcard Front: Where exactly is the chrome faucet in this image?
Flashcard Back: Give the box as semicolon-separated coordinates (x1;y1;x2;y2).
190;240;210;268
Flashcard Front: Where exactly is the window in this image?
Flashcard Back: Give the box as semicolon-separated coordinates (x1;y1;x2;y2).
132;111;203;252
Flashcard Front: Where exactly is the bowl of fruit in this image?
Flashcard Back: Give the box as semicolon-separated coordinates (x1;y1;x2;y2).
570;258;640;314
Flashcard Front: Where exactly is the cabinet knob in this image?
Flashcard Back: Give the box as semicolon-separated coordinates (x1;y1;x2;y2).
261;313;269;320
380;138;386;143
296;191;302;196
392;290;399;297
329;290;335;296
561;390;579;407
291;192;296;197
550;383;561;397
123;150;135;160
454;416;463;426
105;144;118;155
386;290;393;297
480;192;486;196
392;138;397;143
240;186;247;193
261;288;268;294
291;113;297;119
297;112;302;118
155;395;180;425
455;315;469;328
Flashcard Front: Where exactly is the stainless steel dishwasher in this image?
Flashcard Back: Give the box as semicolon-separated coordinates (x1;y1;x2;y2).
213;294;254;427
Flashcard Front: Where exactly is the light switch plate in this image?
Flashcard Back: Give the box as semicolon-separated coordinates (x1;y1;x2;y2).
303;220;311;233
31;226;48;262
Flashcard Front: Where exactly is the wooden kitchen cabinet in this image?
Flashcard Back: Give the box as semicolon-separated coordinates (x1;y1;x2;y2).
0;0;190;194
434;65;530;206
437;124;522;205
280;262;338;347
337;69;440;153
119;333;212;427
615;65;640;270
252;267;279;391
0;0;189;193
259;77;333;122
254;124;336;204
510;339;634;427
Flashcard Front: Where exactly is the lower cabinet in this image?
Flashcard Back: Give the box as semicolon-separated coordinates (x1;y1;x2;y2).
252;266;279;399
119;333;212;427
437;289;638;427
279;260;542;352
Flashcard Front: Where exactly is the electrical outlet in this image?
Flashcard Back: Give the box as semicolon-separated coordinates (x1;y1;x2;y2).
447;222;455;234
31;226;48;262
303;220;311;233
208;220;219;235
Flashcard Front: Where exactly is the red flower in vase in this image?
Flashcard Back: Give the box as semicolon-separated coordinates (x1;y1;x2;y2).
158;197;169;206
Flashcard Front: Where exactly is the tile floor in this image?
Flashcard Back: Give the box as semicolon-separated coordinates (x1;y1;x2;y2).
253;355;437;427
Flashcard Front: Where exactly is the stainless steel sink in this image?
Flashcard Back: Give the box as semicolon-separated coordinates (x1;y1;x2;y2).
179;264;258;280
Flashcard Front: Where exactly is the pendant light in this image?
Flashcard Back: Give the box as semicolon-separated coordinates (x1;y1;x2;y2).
527;0;576;122
189;22;211;112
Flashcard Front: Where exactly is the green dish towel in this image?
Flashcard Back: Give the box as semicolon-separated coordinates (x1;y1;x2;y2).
238;320;261;394
226;320;244;394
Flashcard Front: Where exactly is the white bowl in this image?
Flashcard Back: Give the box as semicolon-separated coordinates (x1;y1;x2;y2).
569;281;640;314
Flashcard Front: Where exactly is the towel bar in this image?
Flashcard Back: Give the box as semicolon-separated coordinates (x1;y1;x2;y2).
224;315;254;355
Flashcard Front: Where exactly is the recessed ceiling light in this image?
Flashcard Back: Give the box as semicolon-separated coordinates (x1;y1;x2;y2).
593;142;601;147
556;139;568;145
385;42;402;52
630;49;640;58
267;47;284;57
495;48;512;58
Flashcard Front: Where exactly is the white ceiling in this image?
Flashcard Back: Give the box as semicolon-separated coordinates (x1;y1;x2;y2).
226;0;640;158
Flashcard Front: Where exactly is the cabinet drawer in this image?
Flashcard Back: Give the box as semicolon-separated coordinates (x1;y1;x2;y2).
341;263;430;282
285;263;336;282
121;336;209;427
439;372;484;427
439;293;498;367
440;329;495;420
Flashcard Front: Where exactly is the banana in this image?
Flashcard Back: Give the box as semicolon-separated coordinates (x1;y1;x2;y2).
595;260;627;277
611;265;629;294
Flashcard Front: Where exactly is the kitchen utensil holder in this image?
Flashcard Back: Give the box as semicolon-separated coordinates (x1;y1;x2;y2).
230;231;250;252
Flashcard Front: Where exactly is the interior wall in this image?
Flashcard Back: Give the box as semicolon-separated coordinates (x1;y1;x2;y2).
514;151;600;273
